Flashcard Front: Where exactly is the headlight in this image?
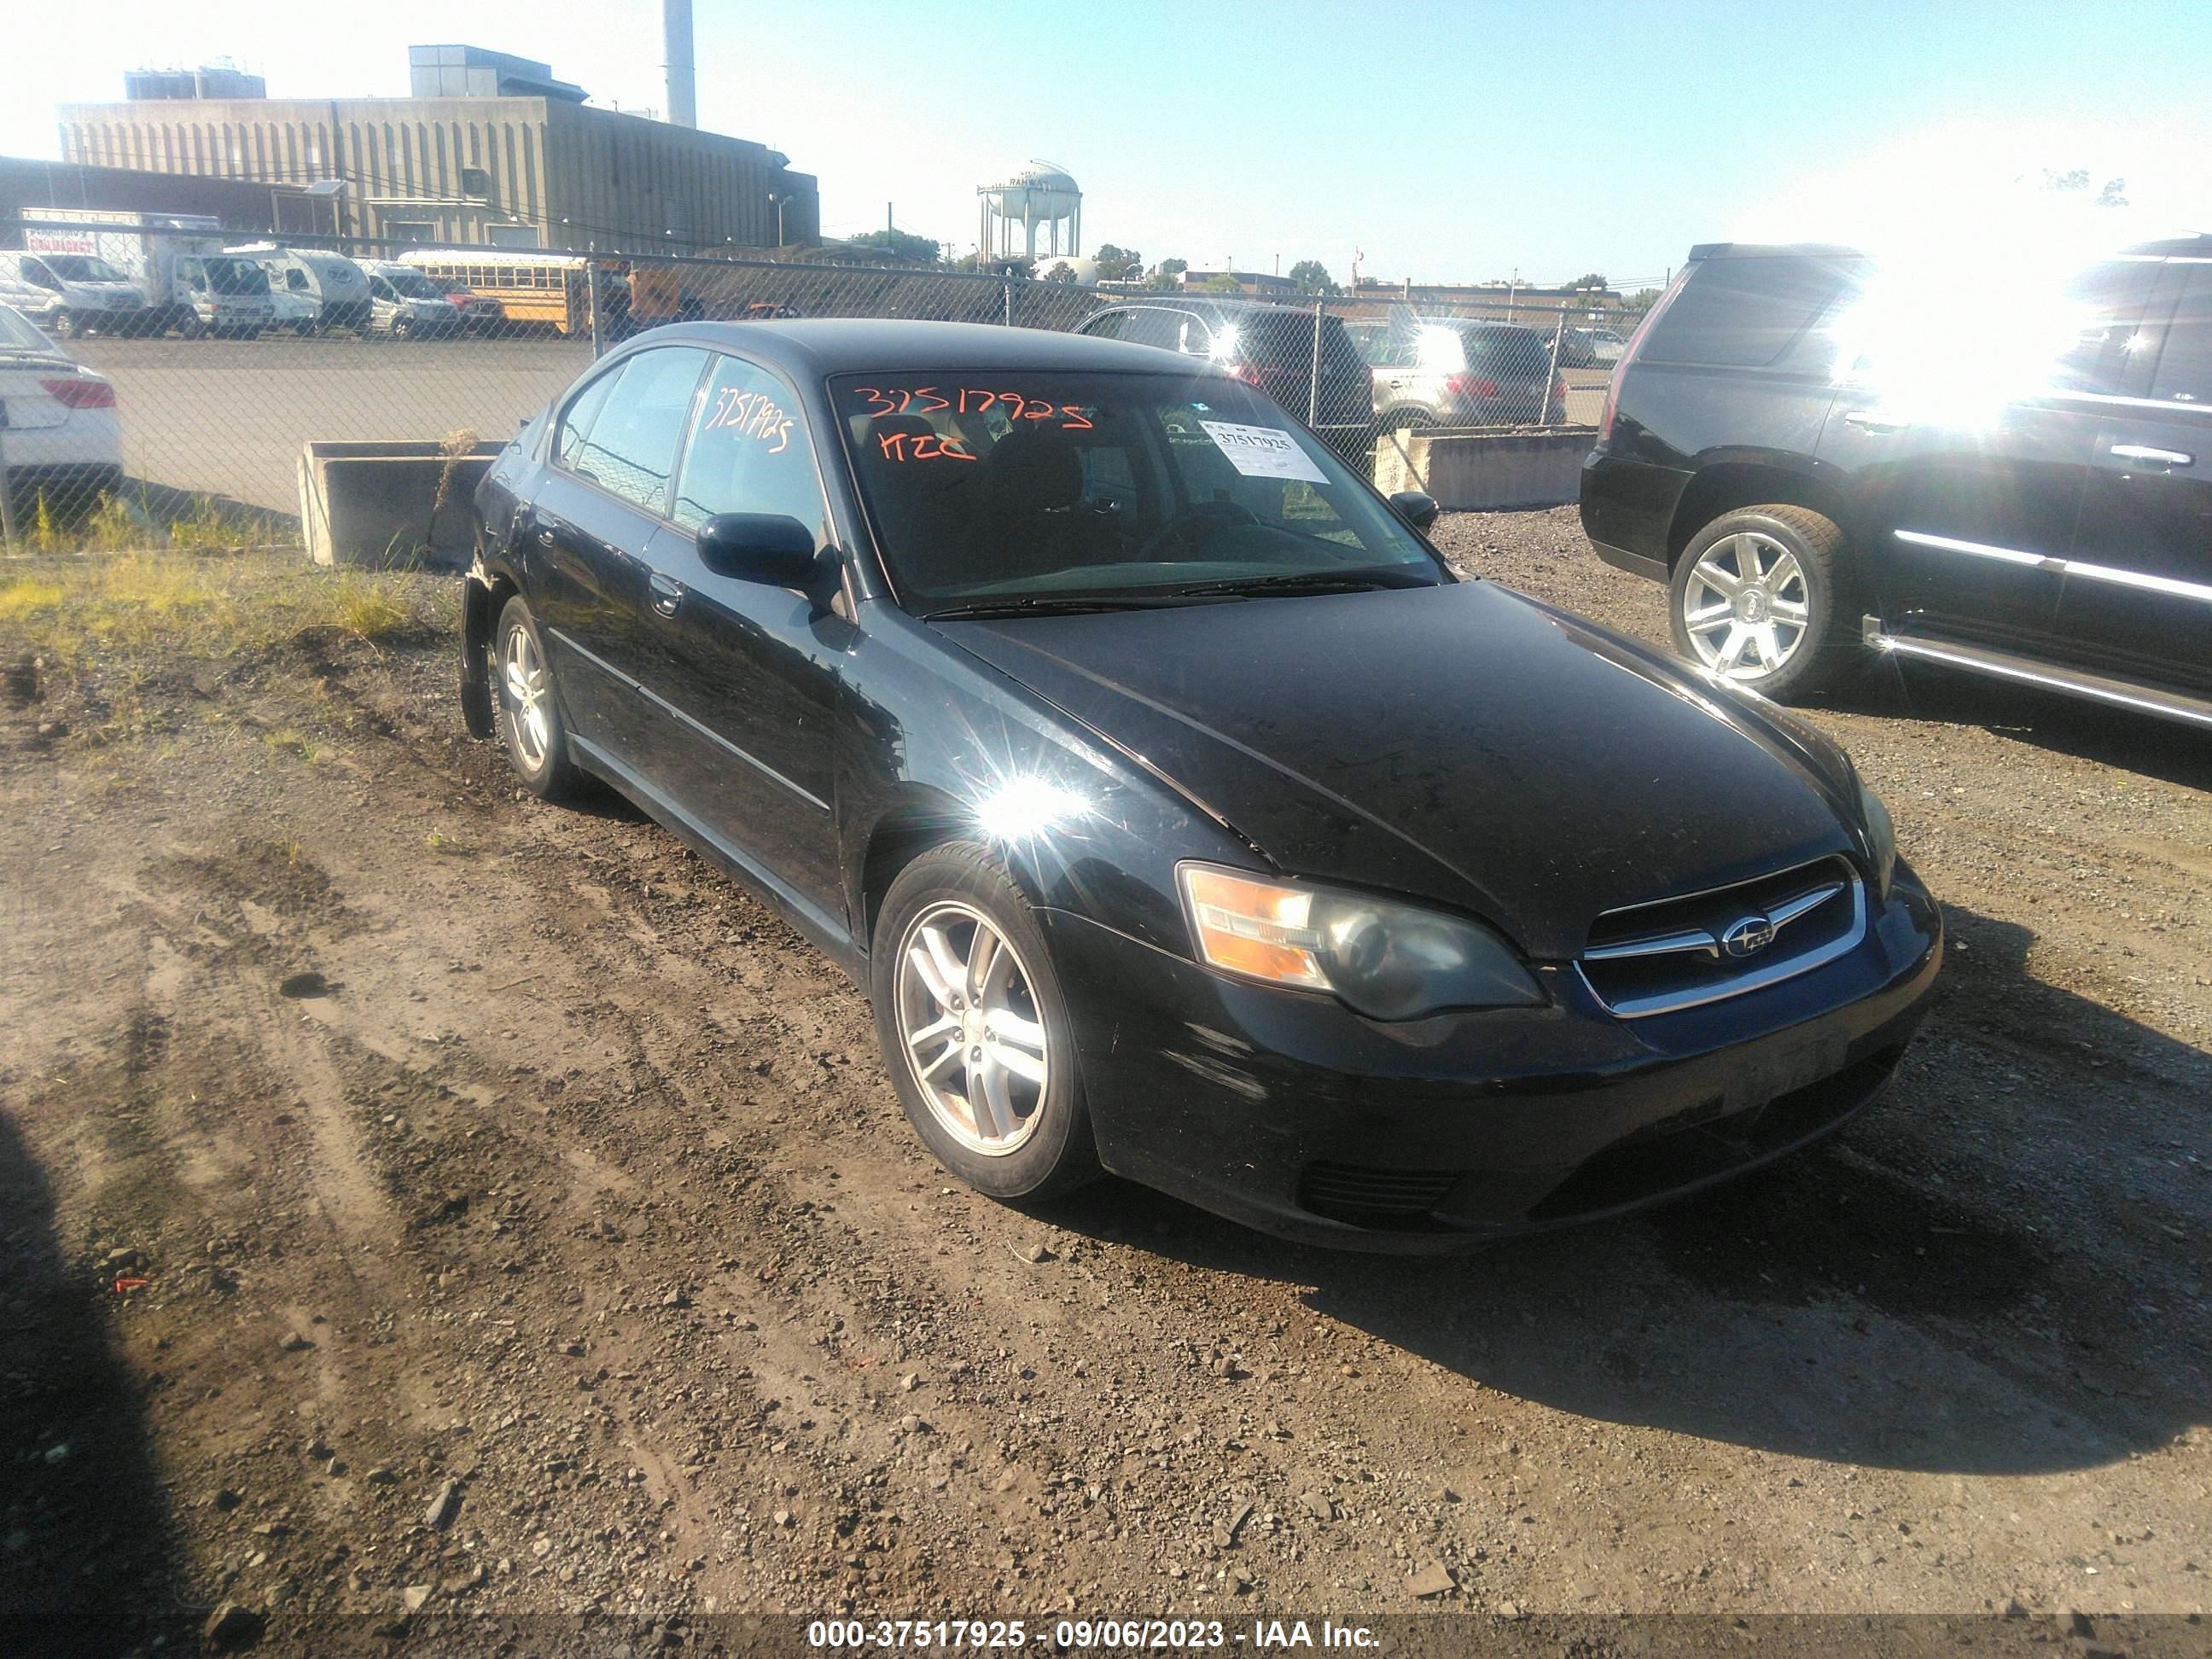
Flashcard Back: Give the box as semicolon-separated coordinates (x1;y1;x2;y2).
1856;777;1897;897
1177;863;1542;1021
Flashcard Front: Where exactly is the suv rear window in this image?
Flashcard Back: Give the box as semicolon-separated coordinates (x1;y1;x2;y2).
1641;254;1869;368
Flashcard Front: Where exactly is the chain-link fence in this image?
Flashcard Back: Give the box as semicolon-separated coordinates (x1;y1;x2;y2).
0;218;1643;551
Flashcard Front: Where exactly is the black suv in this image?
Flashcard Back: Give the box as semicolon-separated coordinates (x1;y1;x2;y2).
1075;297;1374;459
1580;239;2211;727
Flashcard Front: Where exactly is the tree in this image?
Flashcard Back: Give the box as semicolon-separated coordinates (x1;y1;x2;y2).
1041;261;1079;284
1146;257;1188;291
1092;243;1144;282
1200;272;1243;294
1287;259;1339;297
2026;168;2128;207
836;228;941;265
1570;271;1609;292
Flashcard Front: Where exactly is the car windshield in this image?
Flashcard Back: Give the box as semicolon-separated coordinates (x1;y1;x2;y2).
44;254;127;282
834;371;1444;612
0;305;63;356
384;269;440;300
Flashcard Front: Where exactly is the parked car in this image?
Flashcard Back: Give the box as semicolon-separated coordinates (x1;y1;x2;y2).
1074;299;1374;459
0;249;147;338
0;302;122;515
229;244;374;332
460;319;1939;1249
264;285;322;336
1558;326;1627;370
360;261;466;339
1581;238;2212;727
423;274;506;333
1353;318;1568;429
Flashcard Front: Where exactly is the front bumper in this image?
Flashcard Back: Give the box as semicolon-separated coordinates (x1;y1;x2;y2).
1040;864;1941;1251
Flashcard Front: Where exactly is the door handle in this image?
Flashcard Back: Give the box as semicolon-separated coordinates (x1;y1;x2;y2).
533;524;557;547
2109;444;2193;467
1842;410;1907;434
648;573;684;618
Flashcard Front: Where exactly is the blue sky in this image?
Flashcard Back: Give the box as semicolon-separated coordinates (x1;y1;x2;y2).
7;0;2208;286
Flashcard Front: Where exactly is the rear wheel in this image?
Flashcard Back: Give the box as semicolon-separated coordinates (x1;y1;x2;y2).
1669;504;1859;699
493;596;580;800
871;844;1099;1202
52;310;80;340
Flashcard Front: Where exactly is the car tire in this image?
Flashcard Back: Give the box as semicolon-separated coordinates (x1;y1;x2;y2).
870;842;1101;1203
393;316;414;341
1378;407;1437;434
1669;504;1860;699
53;310;79;340
492;595;581;800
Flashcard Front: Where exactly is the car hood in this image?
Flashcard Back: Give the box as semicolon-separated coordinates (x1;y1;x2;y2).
935;580;1863;959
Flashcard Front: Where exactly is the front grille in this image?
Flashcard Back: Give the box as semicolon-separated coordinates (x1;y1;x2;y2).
1578;855;1864;1018
1299;1162;1464;1229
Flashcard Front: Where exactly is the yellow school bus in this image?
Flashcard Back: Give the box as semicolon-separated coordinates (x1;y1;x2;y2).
398;248;597;335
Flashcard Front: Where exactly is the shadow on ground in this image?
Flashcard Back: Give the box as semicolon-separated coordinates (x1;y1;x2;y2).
1042;903;2209;1477
1821;655;2212;794
0;1109;189;1651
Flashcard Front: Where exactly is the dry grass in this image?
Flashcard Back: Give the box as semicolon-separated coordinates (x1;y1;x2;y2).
0;549;455;669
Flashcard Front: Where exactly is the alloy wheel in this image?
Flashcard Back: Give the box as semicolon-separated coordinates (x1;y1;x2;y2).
1681;531;1813;678
894;902;1050;1156
501;624;552;771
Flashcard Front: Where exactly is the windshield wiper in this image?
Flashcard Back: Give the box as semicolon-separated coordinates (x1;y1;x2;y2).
1168;568;1441;599
922;594;1210;620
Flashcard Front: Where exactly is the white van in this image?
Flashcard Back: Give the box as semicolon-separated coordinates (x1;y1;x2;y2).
228;244;373;333
0;249;148;338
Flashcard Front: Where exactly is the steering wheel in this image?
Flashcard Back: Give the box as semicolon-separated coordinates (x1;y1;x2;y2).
1137;498;1260;562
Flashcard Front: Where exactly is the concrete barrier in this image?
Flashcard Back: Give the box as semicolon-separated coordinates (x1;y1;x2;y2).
296;439;504;568
1372;426;1598;510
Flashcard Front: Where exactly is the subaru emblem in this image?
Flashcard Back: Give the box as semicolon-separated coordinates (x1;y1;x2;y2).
1721;915;1778;958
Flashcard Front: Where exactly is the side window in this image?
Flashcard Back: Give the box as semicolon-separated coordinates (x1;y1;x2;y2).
2150;268;2212;405
2054;260;2161;394
555;364;627;474
1121;308;1185;352
1643;255;1868;368
1176;314;1214;356
1081;310;1127;341
573;346;711;514
671;355;827;545
288;269;310;292
26;259;57;289
368;275;392;300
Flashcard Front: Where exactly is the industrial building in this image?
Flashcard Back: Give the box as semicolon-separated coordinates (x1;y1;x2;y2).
1;154;329;236
55;45;818;253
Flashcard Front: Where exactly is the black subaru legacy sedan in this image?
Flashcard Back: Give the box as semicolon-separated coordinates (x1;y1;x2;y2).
461;320;1941;1250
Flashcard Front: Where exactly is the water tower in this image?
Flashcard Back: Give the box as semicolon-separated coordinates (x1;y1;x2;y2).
978;162;1081;263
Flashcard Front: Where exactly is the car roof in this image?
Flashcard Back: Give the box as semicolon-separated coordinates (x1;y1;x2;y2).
613;317;1236;378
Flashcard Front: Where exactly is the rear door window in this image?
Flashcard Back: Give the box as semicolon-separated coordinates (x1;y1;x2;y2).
555;364;626;474
565;346;711;515
1642;254;1869;368
1080;310;1127;341
2149;267;2211;404
2054;260;2162;395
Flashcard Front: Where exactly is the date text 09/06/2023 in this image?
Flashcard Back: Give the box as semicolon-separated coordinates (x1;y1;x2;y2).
806;1619;1382;1650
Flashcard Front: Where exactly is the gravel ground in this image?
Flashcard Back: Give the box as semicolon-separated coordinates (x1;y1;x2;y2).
0;514;2206;1656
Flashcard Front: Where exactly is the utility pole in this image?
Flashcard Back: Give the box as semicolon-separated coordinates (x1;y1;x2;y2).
887;202;894;236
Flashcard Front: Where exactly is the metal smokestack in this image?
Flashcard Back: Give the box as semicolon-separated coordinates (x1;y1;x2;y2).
663;0;696;127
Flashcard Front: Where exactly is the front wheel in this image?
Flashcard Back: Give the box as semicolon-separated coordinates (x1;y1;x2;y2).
493;596;580;800
871;843;1099;1202
52;310;80;340
1669;504;1860;699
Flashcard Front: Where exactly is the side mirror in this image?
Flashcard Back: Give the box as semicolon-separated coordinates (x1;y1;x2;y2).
1388;490;1441;531
698;512;818;587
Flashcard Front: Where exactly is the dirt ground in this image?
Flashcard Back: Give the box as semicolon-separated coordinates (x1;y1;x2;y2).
1;510;2206;1655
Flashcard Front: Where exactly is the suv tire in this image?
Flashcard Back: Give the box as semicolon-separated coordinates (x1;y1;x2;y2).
1669;505;1859;699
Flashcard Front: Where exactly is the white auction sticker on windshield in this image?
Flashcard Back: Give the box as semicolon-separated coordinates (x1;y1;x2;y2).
1197;420;1328;483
